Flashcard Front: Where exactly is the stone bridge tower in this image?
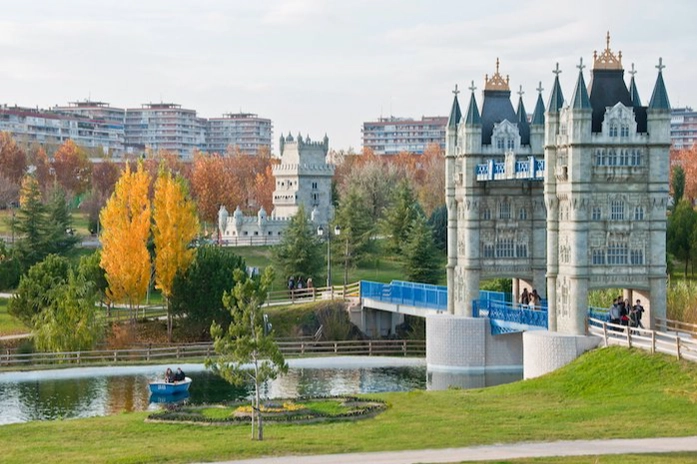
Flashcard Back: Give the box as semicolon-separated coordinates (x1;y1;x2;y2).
545;34;671;335
446;60;547;316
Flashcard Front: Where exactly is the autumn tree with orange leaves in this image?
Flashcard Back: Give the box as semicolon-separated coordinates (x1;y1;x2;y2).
152;168;199;341
53;140;92;195
671;147;697;202
100;163;152;323
0;132;27;184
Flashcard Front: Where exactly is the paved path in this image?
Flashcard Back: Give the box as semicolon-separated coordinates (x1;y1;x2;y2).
210;436;697;463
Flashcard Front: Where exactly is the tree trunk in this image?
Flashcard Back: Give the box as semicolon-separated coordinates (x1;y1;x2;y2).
256;380;263;440
166;299;172;343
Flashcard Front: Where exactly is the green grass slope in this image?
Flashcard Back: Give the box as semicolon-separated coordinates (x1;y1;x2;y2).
1;347;697;464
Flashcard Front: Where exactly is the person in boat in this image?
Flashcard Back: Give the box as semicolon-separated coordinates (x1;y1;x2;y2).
165;367;174;383
173;367;186;382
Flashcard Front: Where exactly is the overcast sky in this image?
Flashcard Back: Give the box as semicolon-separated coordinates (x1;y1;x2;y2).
1;0;694;152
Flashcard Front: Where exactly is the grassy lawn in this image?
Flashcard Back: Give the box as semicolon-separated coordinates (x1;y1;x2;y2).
0;298;29;336
2;347;697;463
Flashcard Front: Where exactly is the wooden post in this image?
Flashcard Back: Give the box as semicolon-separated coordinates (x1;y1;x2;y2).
113;351;117;362
176;346;181;359
403;340;407;356
676;337;681;360
77;352;81;365
301;343;305;355
626;327;631;348
651;331;656;354
603;322;608;347
334;342;338;353
369;340;373;356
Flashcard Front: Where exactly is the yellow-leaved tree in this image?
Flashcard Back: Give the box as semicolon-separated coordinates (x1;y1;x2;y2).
100;163;152;325
152;168;199;341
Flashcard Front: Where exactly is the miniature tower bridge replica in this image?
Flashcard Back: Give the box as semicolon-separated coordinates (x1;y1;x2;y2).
429;34;671;378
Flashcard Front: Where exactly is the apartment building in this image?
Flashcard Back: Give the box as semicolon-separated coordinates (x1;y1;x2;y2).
671;107;697;150
362;115;447;155
52;100;125;153
207;112;273;155
0;104;123;154
124;103;206;158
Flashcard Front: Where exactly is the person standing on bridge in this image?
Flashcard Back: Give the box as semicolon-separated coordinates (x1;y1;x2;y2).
520;288;530;307
530;289;540;310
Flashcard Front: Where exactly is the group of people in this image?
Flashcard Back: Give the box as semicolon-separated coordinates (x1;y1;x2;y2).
609;297;645;329
288;276;313;293
519;288;541;309
164;367;186;383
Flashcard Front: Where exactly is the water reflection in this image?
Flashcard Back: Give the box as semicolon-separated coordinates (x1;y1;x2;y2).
0;358;522;426
0;361;426;425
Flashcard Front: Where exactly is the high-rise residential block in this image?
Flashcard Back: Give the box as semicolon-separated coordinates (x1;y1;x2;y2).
362;115;447;155
206;112;273;155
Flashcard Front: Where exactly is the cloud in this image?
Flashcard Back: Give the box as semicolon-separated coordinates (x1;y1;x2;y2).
261;0;326;25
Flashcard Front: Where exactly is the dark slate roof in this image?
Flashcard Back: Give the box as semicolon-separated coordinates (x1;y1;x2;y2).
480;89;516;145
629;75;642;107
547;75;565;113
588;69;634;132
464;91;481;125
570;70;592;109
448;94;462;128
531;92;545;125
516;96;530;145
649;71;671;110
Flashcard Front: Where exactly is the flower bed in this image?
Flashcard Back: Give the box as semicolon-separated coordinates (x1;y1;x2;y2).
146;396;387;425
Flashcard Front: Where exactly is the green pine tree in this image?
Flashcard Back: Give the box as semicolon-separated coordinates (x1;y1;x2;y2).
271;205;324;283
13;175;50;269
46;187;79;255
333;185;376;284
402;214;442;284
381;179;422;255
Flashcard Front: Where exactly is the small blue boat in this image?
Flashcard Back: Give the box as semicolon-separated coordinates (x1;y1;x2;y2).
149;377;192;395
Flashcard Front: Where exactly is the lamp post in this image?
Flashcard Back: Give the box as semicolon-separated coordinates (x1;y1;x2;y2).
317;225;341;288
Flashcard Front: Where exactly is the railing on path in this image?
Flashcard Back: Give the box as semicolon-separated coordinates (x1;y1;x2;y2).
360;280;447;311
588;317;697;362
264;282;360;307
0;339;425;369
655;317;697;338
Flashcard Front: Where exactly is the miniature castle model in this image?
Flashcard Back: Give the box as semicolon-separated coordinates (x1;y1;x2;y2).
217;133;334;244
445;33;671;335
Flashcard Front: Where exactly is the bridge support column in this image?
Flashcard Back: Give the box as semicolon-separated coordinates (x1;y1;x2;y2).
523;331;600;379
426;314;522;374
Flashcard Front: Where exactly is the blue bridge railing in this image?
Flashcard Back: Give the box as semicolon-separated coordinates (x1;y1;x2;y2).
473;298;548;335
360;280;447;311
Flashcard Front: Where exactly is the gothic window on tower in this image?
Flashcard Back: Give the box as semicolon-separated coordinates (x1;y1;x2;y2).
499;201;510;220
619;149;629;166
482;208;491;220
497;139;504;150
507;139;515;150
609;124;618;137
592;248;605;265
607;242;628;265
634;206;645;221
483;244;495;258
592;207;601;221
516;243;528;258
621;125;629;137
495;238;514;258
519;208;527;221
610;200;624;220
631;249;644;265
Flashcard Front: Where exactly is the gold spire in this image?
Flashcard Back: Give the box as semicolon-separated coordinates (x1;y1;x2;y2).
484;58;510;91
593;31;623;70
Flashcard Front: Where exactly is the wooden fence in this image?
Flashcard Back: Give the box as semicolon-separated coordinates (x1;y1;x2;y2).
588;318;697;362
0;339;425;368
